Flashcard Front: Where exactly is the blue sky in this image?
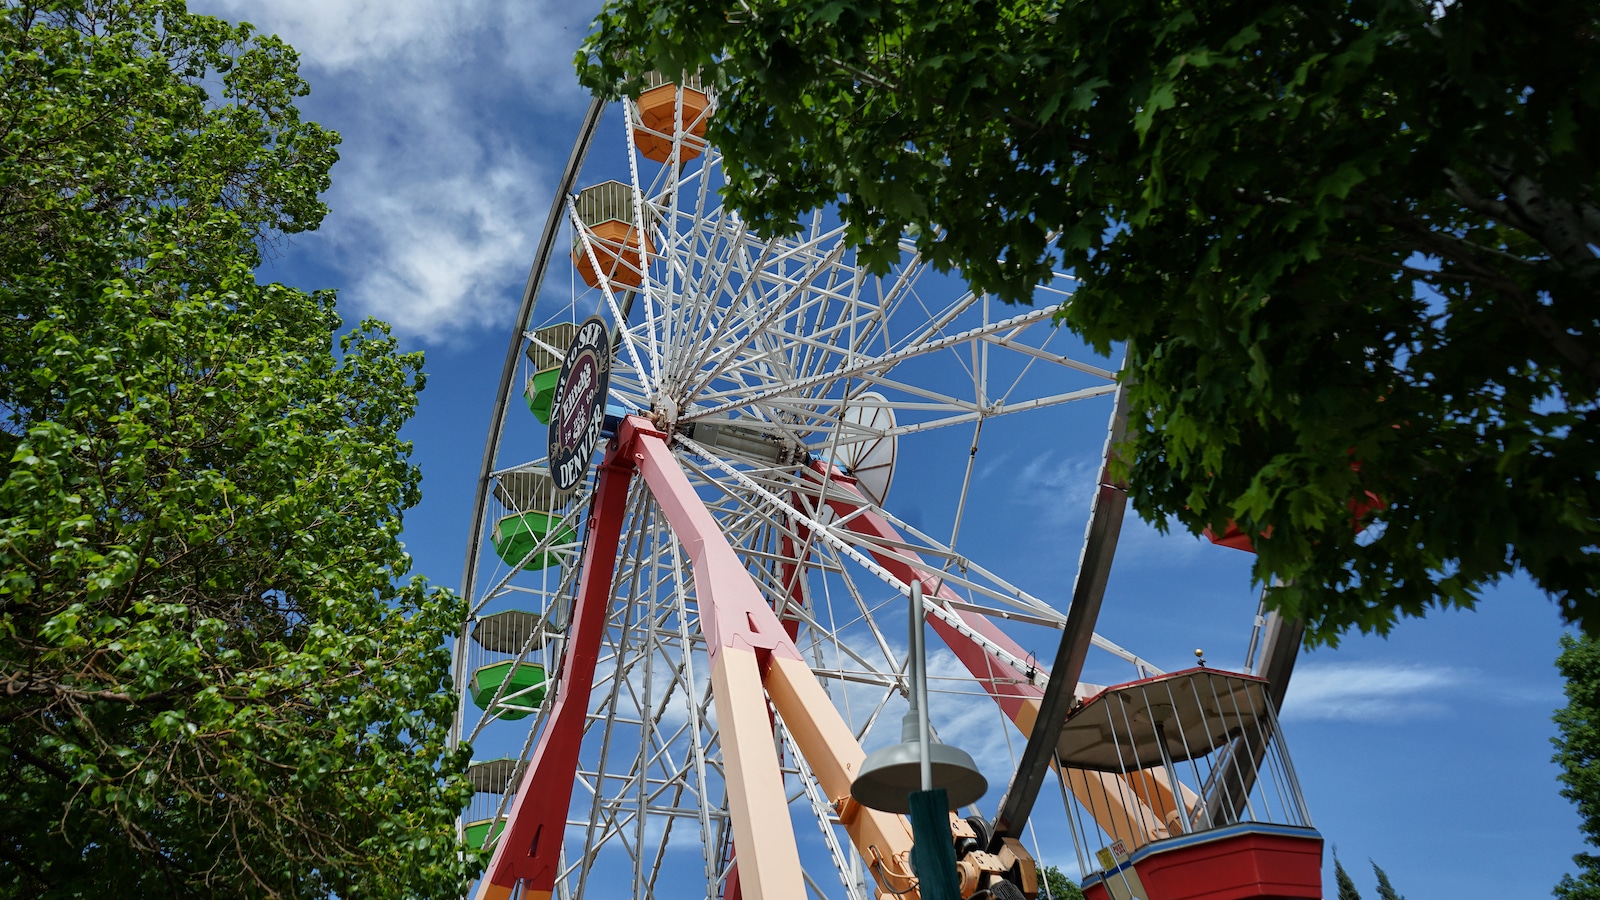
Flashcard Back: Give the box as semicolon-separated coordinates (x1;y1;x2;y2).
199;3;1581;897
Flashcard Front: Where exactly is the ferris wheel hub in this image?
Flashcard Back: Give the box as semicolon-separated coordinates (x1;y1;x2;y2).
652;394;679;427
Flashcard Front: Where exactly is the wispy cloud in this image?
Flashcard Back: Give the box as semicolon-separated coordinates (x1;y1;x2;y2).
208;0;485;70
1281;661;1467;722
1006;450;1097;528
199;0;599;340
1109;512;1209;569
321;110;547;337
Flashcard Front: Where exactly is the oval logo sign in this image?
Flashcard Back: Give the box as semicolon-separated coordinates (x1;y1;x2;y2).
548;315;611;494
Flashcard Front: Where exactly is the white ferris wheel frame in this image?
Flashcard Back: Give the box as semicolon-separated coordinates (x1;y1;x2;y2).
450;85;1299;900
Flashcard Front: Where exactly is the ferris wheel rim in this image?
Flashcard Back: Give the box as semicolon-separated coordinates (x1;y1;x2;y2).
452;81;1275;900
452;96;606;751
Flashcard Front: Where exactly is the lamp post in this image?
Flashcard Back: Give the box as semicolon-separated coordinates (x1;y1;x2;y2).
850;580;985;899
912;580;933;793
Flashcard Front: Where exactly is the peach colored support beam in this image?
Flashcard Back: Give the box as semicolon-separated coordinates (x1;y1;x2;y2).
712;647;807;898
766;655;919;896
1120;766;1203;836
1062;768;1168;851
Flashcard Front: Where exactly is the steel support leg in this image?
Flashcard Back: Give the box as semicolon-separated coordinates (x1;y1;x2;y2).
631;418;917;899
476;441;635;900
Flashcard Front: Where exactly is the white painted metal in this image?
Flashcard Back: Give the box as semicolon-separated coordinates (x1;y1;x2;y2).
452;96;1168;898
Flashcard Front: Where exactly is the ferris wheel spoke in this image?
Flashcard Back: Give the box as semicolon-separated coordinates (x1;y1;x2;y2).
684;304;1067;418
763;311;889;378
686;245;849;402
673;434;1042;686
620;101;664;384
680;216;747;346
982;323;1116;378
898;286;982;349
667;235;782;391
664;214;743;377
727;338;1113;439
568;197;655;389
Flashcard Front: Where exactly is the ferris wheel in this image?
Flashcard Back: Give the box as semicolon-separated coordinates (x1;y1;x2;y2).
452;73;1323;900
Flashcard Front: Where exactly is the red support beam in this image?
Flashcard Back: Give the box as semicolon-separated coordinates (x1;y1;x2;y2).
804;470;1049;729
476;439;636;900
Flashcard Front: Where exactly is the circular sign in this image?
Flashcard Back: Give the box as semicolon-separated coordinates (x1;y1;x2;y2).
548;315;612;494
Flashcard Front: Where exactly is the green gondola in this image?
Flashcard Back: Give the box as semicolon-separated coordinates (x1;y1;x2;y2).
469;661;547;721
463;818;507;849
491;512;575;571
523;367;562;423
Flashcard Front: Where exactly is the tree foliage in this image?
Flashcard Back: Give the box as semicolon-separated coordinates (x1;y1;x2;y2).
1335;855;1363;900
1555;631;1600;900
0;1;475;895
1371;860;1405;900
1039;865;1087;900
577;0;1600;642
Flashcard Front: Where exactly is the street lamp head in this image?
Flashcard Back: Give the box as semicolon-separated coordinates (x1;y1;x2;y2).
850;714;988;814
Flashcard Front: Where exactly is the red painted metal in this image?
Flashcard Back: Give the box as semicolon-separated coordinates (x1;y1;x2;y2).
1084;827;1324;900
803;467;1047;724
737;513;819;896
1207;457;1385;554
723;843;743;900
1348;490;1385;523
1203;521;1259;553
1136;829;1323;900
480;435;636;895
778;524;808;643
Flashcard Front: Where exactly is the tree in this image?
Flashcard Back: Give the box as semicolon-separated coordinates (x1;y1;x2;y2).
577;0;1600;643
0;2;476;895
1554;631;1600;900
1335;855;1364;900
1039;865;1087;900
1371;861;1406;900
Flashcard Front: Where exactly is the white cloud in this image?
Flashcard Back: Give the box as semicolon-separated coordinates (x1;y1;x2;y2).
1009;451;1097;528
499;2;610;110
198;0;602;340
203;0;487;70
1109;512;1208;568
323;116;547;337
1281;661;1467;722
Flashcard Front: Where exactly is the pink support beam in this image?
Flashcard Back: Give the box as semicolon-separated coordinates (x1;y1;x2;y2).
632;418;804;668
629;417;806;899
804;468;1049;729
475;441;636;900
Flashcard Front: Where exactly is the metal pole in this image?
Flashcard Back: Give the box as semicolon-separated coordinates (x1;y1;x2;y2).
989;377;1130;849
1152;719;1192;834
912;580;932;792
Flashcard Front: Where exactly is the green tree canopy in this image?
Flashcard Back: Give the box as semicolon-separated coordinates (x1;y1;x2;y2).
1555;631;1600;900
1039;865;1087;900
1371;861;1406;900
1335;855;1364;900
0;1;475;894
577;0;1599;642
